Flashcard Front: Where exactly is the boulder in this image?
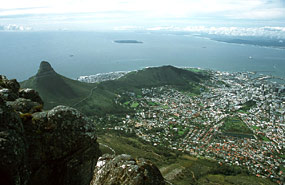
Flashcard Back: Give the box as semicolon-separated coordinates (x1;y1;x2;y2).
0;75;101;185
19;88;43;105
0;97;30;185
0;88;18;101
0;75;20;94
7;98;41;113
26;106;101;185
90;154;166;185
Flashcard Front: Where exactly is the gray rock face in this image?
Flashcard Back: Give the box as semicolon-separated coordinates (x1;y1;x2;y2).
90;154;166;185
19;88;43;105
0;88;18;101
27;105;101;185
0;96;30;185
0;75;20;101
0;75;20;94
0;75;101;185
7;98;41;113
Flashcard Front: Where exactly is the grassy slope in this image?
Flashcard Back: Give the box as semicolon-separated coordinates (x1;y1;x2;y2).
77;66;208;115
105;65;206;91
97;131;276;185
21;73;94;109
21;65;207;115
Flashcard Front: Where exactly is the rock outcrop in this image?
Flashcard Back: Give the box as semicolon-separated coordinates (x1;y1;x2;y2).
19;88;44;105
90;154;166;185
0;75;101;185
1;75;166;185
0;96;30;185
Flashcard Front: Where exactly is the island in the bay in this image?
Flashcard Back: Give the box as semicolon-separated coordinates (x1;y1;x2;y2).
114;40;143;44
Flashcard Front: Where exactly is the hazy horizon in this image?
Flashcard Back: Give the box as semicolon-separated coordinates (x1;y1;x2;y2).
0;0;285;31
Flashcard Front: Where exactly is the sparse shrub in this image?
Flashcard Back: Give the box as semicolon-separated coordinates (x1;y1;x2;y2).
30;104;43;113
20;113;33;123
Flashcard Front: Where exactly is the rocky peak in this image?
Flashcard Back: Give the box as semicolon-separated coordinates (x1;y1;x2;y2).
36;61;57;77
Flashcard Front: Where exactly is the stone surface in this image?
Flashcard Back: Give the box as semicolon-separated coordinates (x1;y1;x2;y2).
90;154;166;185
26;105;101;185
0;75;20;94
0;88;18;101
19;88;44;105
0;75;101;185
0;96;30;185
7;98;41;113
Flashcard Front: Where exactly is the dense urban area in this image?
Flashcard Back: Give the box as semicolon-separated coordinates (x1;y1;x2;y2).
90;69;285;184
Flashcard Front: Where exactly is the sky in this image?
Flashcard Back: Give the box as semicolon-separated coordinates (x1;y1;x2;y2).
0;0;284;30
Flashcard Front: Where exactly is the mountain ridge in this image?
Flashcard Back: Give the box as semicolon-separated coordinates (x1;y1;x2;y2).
21;61;208;115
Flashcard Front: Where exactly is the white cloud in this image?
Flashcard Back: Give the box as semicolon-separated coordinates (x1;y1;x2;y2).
0;0;284;29
146;26;285;38
0;24;32;31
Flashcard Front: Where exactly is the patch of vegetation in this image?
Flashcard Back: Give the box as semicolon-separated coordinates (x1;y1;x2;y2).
239;100;256;112
221;116;253;135
261;136;271;142
20;113;33;123
130;102;139;108
124;101;130;105
162;105;170;109
251;125;259;130
216;80;231;87
148;101;159;106
178;130;185;136
197;174;275;185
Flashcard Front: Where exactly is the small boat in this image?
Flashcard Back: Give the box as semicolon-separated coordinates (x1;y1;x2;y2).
248;56;253;59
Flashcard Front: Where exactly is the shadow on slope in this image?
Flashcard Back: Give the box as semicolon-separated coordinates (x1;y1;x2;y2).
21;61;94;109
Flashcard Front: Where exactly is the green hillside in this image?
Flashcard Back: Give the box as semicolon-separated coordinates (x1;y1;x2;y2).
76;65;208;115
21;62;208;115
21;61;94;109
101;65;206;92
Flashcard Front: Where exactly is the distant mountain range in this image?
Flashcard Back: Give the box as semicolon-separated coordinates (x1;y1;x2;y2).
21;61;207;115
199;34;285;49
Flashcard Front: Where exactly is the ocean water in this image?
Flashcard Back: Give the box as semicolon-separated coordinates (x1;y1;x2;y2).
0;31;284;81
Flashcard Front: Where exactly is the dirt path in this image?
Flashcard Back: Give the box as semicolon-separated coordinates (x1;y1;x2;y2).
72;86;97;107
99;143;116;155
